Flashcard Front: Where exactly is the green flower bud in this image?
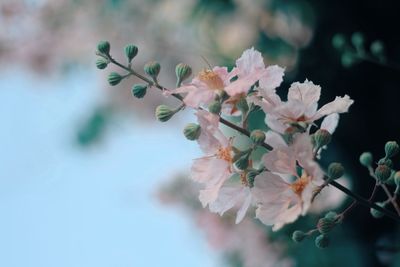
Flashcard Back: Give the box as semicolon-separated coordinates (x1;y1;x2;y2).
315;234;330;249
314;129;332;148
96;58;108;69
332;34;346;50
155;105;175;122
250;130;266;145
124;44;138;63
292;230;307;243
317;217;336;234
370;202;385;218
341;51;356;68
246;171;257;188
144;61;161;80
108;72;123;86
208;101;222;114
236;97;249;114
351;32;364;48
375;164;392;182
328;162;345;180
378;158;393;168
394;171;400;187
324;211;338;220
359;152;373;167
131;84;147;99
235;153;250;170
175;63;192;86
385;141;399;158
97;41;110;55
370;41;384;56
183;123;201;141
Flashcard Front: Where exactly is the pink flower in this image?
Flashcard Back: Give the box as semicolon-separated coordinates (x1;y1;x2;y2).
253;133;323;231
260;80;353;134
191;111;235;207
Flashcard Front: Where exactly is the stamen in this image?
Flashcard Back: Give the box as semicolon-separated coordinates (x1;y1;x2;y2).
198;69;224;90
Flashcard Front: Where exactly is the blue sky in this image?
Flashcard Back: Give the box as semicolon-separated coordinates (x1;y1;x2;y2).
0;68;218;267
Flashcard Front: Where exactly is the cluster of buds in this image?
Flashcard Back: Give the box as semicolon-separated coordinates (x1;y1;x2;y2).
95;40;400;248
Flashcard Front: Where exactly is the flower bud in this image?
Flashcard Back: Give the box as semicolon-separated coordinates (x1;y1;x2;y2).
315;234;329;249
351;32;364;48
394;171;400;187
385;141;399;158
183;123;201;141
317;217;336;234
314;129;331;148
236;97;249;114
370;202;385;218
108;72;123;86
375;165;391;182
250;130;266;145
328;162;345;180
97;41;110;55
131;84;147;99
155;105;175;122
208;101;221;114
235;153;250;170
378;158;393;168
144;61;161;80
175;63;192;86
332;34;346;50
96;58;108;69
124;44;138;63
359;152;373;167
324;211;338;220
370;41;384;56
292;230;307;243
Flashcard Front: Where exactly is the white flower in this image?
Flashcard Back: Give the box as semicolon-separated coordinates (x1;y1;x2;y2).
253;133;323;231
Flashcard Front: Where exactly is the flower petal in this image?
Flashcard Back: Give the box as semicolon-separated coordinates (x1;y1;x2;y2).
315;95;354;119
320;113;339;134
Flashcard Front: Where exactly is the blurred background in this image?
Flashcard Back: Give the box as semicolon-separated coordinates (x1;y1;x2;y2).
1;0;400;266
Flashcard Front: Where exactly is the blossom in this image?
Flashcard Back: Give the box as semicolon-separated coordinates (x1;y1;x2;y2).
191;110;235;207
253;133;324;231
258;79;353;134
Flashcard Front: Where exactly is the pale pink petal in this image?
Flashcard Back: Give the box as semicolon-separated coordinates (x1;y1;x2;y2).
315;95;354;119
259;65;285;90
235;187;252;224
183;87;215;108
272;203;302;231
262;148;297;175
252;172;290;203
212;66;230;85
264;131;287;148
191;158;228;184
224;69;264;96
209;187;242;216
287;80;321;107
321;113;339;134
199;178;226;207
236;47;265;76
265;114;287;134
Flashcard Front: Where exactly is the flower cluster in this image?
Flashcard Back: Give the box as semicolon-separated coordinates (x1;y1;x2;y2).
96;41;400;248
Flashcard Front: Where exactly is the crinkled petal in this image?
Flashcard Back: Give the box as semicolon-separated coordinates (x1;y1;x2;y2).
315;95;354;119
235;188;252;224
262;148;297;176
264;131;287;148
191;158;228;184
259;65;285;91
236;47;265;76
209;186;242;216
287;80;321;107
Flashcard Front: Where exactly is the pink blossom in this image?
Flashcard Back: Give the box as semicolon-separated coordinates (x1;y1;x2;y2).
253;133;324;231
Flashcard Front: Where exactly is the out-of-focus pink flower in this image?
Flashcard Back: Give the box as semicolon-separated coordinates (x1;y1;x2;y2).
253;133;323;231
258;80;353;134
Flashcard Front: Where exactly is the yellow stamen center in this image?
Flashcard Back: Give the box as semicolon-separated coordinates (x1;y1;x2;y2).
198;69;224;90
290;173;310;196
216;146;233;163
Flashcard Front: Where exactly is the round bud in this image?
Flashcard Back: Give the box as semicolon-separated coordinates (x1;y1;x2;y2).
246;171;257;188
351;32;364;48
385;141;399;158
208;101;222;114
370;202;385;218
236;97;249;113
317;217;336;235
394;171;400;187
144;61;161;79
359;152;373;167
124;44;138;63
250;130;266;145
97;41;110;55
378;158;393;168
107;72;123;86
183;123;201;141
328;162;345;180
314;129;332;148
370;41;384;56
155;105;175;122
235;154;250;170
96;58;108;69
332;34;346;50
375;164;392;182
175;63;192;85
292;230;307;243
131;84;147;99
315;234;330;249
324;211;338;220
